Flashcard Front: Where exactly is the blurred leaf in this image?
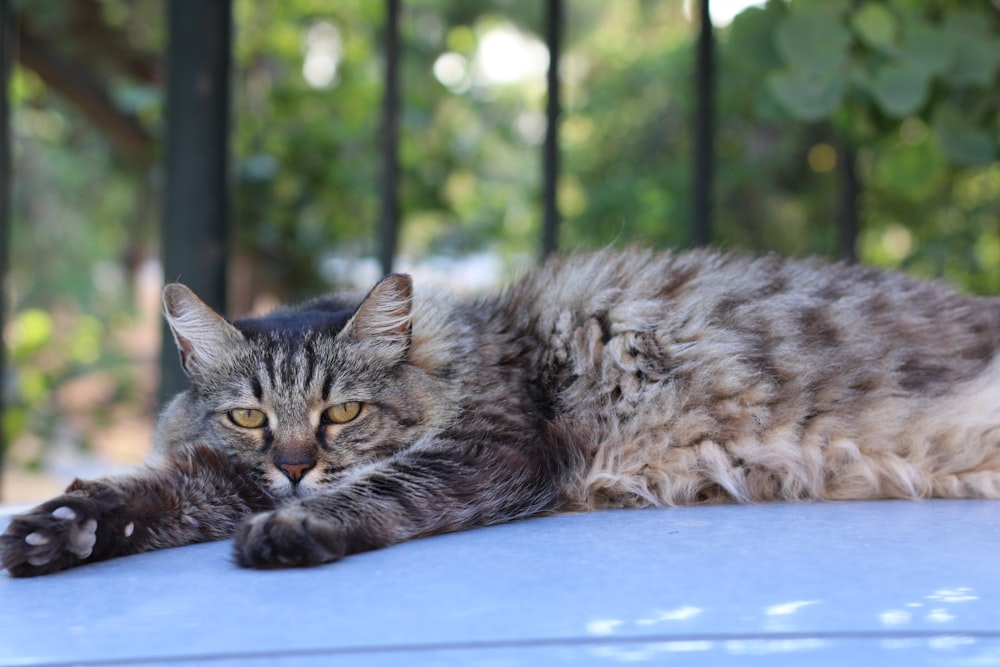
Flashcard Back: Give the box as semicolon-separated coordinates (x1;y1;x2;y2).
873;138;945;199
775;5;851;73
70;315;104;365
941;11;1000;87
2;407;28;448
932;103;996;166
446;25;476;54
851;3;898;53
753;82;791;122
867;63;929;117
725;5;783;73
791;0;851;14
896;16;952;76
10;309;54;358
767;67;846;121
19;368;51;404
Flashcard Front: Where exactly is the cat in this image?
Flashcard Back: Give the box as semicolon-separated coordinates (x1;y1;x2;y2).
4;247;1000;577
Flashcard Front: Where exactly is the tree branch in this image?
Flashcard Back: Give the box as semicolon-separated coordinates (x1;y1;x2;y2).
17;31;153;166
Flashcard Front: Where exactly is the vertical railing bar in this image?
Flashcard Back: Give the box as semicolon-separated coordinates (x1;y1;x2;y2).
0;0;11;499
378;0;401;277
541;0;562;260
692;0;714;246
158;0;233;407
838;140;858;263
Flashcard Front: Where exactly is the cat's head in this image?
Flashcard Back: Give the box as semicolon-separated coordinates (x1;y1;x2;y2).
154;275;455;499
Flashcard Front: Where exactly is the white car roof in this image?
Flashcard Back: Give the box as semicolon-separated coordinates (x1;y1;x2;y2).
2;500;998;665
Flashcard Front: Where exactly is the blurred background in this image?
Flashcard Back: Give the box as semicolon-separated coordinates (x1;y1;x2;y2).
1;0;998;501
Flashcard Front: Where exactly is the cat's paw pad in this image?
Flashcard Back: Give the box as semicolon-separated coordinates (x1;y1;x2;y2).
26;507;98;562
234;508;345;569
1;501;101;577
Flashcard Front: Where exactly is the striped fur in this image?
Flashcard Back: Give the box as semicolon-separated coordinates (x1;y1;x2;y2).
4;248;1000;575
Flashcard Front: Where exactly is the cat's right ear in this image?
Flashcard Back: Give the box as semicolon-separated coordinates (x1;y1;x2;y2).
162;283;245;378
341;273;413;363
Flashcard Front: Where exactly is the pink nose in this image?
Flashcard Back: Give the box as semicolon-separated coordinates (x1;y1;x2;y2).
278;461;314;483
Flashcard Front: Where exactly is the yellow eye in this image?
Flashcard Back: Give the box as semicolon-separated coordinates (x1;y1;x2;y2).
228;408;267;429
324;401;362;424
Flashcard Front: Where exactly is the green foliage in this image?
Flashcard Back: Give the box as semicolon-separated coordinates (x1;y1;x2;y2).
729;1;1000;163
5;0;1000;473
722;0;999;286
933;104;996;166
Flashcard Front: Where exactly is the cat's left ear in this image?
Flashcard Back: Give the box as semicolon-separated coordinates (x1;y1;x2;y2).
341;273;413;362
162;283;246;379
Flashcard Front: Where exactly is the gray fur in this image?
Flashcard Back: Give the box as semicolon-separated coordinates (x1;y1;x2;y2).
4;248;1000;575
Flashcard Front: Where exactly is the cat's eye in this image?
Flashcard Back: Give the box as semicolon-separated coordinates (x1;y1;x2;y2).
324;401;362;424
228;408;267;429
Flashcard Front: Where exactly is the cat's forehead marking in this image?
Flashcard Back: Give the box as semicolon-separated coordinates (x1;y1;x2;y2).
232;310;354;338
251;343;324;397
226;303;361;398
231;295;360;339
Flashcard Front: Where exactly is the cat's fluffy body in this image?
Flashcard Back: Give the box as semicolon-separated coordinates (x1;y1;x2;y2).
4;248;1000;576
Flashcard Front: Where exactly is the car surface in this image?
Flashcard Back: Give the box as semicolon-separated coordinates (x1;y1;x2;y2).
2;500;998;666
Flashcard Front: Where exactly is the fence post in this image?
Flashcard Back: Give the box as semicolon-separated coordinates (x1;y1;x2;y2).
158;0;233;406
541;0;563;260
0;0;10;497
838;140;858;263
378;0;401;277
692;0;714;246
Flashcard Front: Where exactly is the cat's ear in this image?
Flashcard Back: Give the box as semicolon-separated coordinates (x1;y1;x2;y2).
162;283;245;378
342;273;413;362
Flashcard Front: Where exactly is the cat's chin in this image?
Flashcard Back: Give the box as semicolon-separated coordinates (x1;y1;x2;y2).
258;469;323;501
268;481;322;501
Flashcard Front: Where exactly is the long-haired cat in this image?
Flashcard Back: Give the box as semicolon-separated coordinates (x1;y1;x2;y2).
4;248;1000;576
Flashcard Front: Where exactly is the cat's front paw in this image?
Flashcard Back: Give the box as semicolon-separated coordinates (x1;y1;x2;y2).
234;508;346;569
1;482;125;577
2;502;101;577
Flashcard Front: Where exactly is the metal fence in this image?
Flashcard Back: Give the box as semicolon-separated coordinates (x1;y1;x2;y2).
0;0;10;495
149;0;757;399
0;1;863;495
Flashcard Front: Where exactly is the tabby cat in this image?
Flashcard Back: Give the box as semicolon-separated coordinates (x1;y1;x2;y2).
4;248;1000;576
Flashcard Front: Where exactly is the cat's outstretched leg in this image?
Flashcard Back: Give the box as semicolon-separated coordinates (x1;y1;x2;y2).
1;444;273;577
234;435;564;568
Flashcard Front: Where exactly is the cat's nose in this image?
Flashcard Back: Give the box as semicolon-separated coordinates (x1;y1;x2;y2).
278;461;314;483
275;450;316;483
